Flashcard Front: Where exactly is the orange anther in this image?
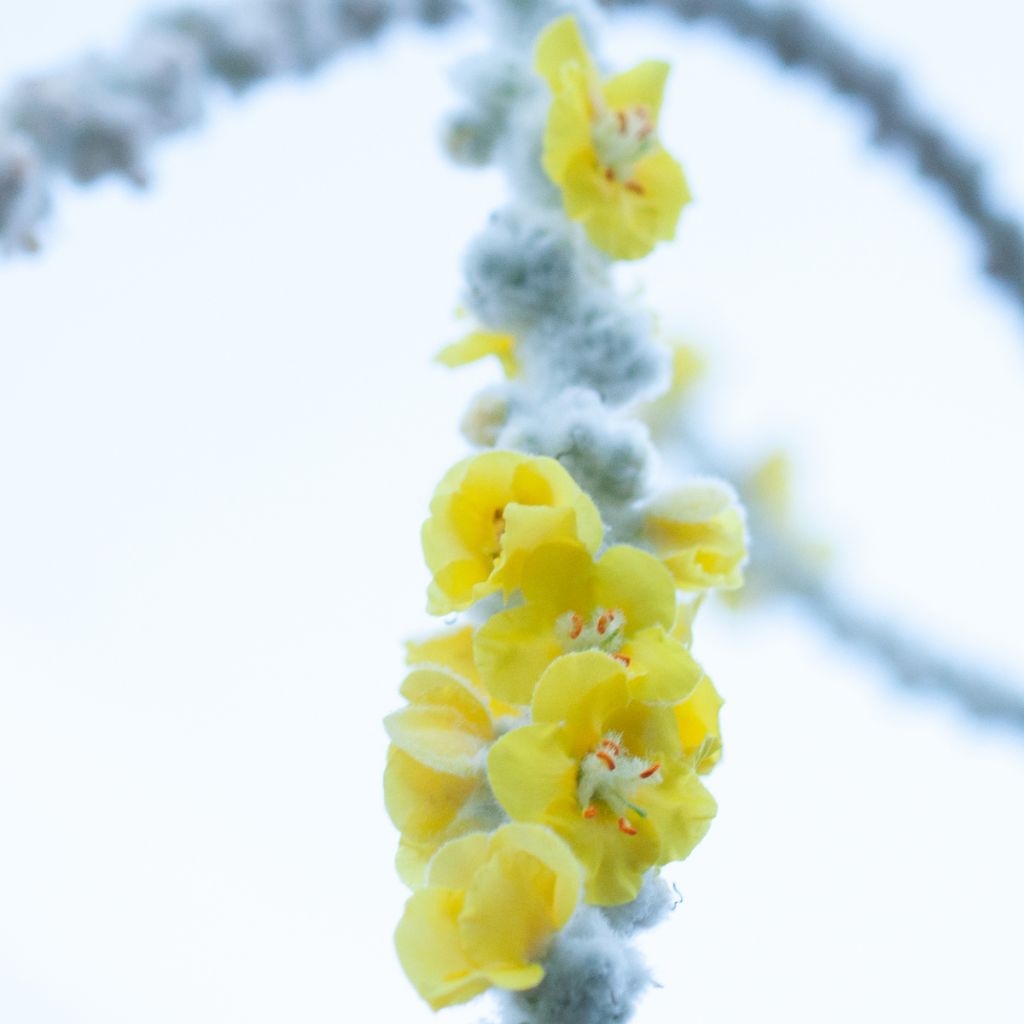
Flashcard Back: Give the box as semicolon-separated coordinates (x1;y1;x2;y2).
600;738;621;755
625;181;645;195
582;805;598;819
569;613;583;640
618;817;637;836
613;654;631;668
605;167;616;182
596;750;616;771
640;762;661;779
596;612;610;635
617;109;627;131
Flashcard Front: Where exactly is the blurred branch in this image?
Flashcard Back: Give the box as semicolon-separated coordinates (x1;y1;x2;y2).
613;0;1024;311
684;431;1024;732
0;0;458;251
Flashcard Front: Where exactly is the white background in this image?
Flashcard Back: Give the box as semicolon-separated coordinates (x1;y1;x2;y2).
1;1;1023;1021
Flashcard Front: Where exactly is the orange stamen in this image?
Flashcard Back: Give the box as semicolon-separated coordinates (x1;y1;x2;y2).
600;738;621;755
613;654;631;668
640;762;661;779
625;181;645;195
569;613;583;640
596;612;611;635
618;817;637;836
605;167;616;182
596;750;616;771
582;805;598;819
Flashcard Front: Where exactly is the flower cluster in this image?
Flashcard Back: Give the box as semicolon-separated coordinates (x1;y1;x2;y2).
387;450;742;1011
387;4;746;1021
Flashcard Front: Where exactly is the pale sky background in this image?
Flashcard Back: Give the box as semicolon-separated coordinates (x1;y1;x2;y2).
1;1;1023;1022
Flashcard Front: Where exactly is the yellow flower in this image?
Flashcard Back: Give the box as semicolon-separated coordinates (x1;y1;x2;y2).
535;15;690;260
422;450;603;615
487;651;716;905
645;481;747;590
384;666;503;886
395;823;581;1010
437;329;520;378
474;541;704;707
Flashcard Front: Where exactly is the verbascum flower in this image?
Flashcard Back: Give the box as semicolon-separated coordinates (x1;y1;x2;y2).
474;541;704;706
422;450;603;614
645;480;747;590
436;328;520;378
487;651;716;905
384;666;503;886
535;15;690;261
395;823;581;1010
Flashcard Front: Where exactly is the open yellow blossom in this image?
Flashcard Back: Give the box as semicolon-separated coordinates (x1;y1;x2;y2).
535;15;690;260
384;666;503;886
422;450;603;615
474;541;704;707
487;651;716;905
437;329;520;378
395;823;581;1010
645;480;747;590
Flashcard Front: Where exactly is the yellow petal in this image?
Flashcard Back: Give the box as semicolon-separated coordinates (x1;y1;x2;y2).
620;627;704;704
531;651;629;748
459;848;560;968
384;704;489;776
395;836;435;889
558;809;660;906
541;81;594;185
399;667;492;737
630;147;690;242
384;746;478;842
474;604;563;706
519;542;595;612
487;723;577;822
602;60;669;119
490;504;577;597
557;150;675;264
605;698;683;759
641;763;717;865
437;329;519;378
483;964;546;990
646;480;747;590
593;545;676;633
490;823;582;929
395;888;488;1010
535;14;597;93
427;831;492;888
675;675;724;773
669;593;704;649
406;625;479;685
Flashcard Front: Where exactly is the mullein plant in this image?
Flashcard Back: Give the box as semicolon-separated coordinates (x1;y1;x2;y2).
385;2;746;1020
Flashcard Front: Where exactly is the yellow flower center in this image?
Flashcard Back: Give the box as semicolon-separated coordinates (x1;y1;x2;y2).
488;506;507;558
555;608;627;659
577;734;661;835
590;104;657;184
